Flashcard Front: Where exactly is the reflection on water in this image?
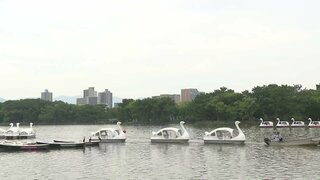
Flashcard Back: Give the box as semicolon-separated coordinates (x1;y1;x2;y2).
0;124;320;179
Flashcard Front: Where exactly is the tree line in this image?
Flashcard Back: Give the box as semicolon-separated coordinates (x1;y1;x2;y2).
0;84;319;125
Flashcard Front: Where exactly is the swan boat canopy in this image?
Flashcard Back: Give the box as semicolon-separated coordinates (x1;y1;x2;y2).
276;118;290;128
5;123;20;139
259;118;273;128
19;123;36;139
290;118;305;128
150;121;189;143
90;122;126;143
203;121;245;144
5;123;35;139
308;118;320;128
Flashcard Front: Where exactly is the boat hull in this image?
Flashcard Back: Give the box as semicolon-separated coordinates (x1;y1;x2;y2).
259;126;274;128
36;141;85;148
150;138;189;143
204;139;245;145
0;143;49;151
85;141;100;146
99;139;126;143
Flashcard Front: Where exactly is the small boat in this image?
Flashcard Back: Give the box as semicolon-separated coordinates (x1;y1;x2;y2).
150;121;189;143
290;118;305;128
308;118;320;128
276;118;289;128
19;123;36;139
203;121;245;144
90;122;126;143
36;141;85;148
0;141;49;151
264;137;320;146
259;118;273;128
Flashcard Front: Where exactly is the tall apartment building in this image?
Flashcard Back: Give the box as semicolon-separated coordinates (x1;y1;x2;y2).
98;89;113;108
84;87;97;97
41;89;53;102
77;87;113;107
77;87;98;105
180;88;199;102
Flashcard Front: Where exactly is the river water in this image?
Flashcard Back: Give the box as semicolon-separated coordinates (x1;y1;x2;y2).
1;123;320;179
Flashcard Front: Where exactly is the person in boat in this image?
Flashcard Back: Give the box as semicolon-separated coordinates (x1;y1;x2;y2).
272;131;283;142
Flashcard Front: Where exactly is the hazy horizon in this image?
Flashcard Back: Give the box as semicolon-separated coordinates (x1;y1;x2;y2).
1;0;320;100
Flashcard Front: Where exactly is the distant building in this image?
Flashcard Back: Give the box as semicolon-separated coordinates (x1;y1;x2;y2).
77;87;113;107
317;84;320;91
41;89;53;102
180;88;200;102
160;94;180;104
98;89;113;108
76;98;86;105
84;87;97;98
87;96;98;105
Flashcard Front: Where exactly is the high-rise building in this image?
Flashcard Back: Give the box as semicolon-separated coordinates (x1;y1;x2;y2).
77;87;113;106
180;88;199;102
98;89;113;108
41;89;53;102
83;87;97;97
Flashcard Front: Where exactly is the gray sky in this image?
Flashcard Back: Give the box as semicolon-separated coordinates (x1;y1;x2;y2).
0;0;319;100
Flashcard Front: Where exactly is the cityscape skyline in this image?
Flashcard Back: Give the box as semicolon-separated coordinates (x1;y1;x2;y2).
1;1;320;100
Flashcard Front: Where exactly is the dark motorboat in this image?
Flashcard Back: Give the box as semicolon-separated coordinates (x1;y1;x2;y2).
0;141;49;151
37;141;85;149
264;137;320;146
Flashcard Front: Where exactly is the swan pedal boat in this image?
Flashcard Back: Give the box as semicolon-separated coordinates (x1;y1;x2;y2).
4;123;36;139
290;118;305;128
36;141;85;148
264;137;320;146
150;121;189;143
275;118;290;128
0;141;49;151
308;118;320;128
259;118;274;128
204;121;245;144
90;122;126;143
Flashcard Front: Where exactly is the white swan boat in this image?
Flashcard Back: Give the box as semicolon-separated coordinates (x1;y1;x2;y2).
150;121;189;143
276;118;289;128
5;123;20;139
259;118;273;128
19;123;36;139
90;122;126;143
290;118;305;128
203;121;245;144
308;118;320;128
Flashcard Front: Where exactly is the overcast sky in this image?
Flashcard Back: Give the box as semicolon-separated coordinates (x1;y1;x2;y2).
0;0;319;100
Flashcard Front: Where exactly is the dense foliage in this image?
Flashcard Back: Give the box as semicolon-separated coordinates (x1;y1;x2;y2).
0;84;319;125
